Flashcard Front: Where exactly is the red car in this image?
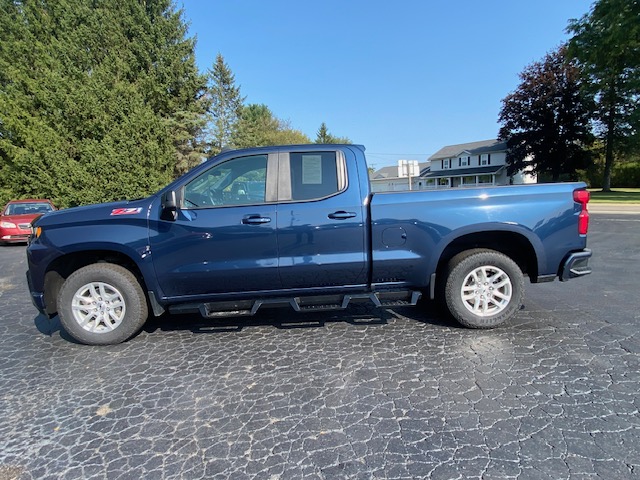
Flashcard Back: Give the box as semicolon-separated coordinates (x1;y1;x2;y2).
1;199;56;244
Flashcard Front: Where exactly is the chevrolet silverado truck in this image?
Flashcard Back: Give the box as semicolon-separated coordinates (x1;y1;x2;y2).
26;144;592;345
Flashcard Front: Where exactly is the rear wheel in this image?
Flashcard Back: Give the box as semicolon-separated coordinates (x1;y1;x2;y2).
444;249;524;328
57;263;148;345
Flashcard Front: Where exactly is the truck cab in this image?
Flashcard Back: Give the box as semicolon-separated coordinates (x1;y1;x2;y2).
150;146;371;298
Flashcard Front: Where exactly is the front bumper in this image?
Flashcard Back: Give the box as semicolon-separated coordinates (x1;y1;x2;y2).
1;225;32;243
560;249;592;281
1;233;30;243
26;270;47;314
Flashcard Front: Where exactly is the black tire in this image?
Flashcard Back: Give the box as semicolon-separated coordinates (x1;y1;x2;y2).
57;263;148;345
443;249;524;329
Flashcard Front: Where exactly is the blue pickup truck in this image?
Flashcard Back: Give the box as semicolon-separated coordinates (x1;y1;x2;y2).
26;144;592;345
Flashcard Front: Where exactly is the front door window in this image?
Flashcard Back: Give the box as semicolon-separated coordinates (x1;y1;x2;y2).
183;155;268;208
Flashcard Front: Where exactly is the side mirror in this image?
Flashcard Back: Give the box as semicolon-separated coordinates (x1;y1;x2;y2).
161;190;178;221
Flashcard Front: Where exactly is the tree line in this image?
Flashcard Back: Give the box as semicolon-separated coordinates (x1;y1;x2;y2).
499;0;640;190
0;0;349;208
207;53;350;156
0;0;638;208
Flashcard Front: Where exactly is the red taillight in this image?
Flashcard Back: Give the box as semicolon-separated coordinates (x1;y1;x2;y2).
574;189;590;235
574;189;590;205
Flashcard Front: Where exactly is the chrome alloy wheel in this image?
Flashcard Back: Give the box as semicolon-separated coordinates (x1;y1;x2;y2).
460;265;512;317
71;282;126;333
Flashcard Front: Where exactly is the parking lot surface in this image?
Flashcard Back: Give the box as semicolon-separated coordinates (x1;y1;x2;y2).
0;213;639;479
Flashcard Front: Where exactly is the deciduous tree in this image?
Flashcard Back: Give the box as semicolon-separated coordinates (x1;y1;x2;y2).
232;104;310;148
498;46;594;182
567;0;640;190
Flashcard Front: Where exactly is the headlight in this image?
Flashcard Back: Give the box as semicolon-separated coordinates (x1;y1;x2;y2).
27;226;42;245
29;224;42;237
1;221;16;228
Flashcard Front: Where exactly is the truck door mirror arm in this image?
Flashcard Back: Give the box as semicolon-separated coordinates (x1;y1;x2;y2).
161;190;178;221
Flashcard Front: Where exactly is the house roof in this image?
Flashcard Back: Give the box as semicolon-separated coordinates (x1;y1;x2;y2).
423;165;504;178
371;166;398;179
429;139;507;161
371;162;430;179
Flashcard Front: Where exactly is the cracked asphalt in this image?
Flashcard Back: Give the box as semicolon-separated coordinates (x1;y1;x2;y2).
0;212;639;479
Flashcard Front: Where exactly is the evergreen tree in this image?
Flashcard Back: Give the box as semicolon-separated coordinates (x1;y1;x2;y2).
0;0;208;207
567;0;640;190
314;122;351;144
207;53;244;154
316;123;331;143
498;46;594;181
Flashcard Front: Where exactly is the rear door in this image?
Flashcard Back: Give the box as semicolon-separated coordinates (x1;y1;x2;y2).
276;148;367;289
149;153;280;298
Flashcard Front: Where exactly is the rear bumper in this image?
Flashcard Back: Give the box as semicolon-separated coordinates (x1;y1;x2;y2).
560;249;592;281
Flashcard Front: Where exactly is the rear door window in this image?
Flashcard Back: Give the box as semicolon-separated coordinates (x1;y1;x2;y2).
283;151;346;201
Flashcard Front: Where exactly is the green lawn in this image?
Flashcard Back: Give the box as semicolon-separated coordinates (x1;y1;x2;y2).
588;188;640;203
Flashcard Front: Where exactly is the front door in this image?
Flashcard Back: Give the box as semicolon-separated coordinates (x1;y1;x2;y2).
149;153;280;299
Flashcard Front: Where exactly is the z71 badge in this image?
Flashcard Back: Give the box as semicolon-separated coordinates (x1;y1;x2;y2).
110;207;142;216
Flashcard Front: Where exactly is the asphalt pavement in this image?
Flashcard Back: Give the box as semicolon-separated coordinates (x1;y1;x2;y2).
0;211;638;479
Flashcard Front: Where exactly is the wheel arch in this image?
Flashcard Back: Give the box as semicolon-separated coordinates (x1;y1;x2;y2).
43;249;149;316
430;227;543;296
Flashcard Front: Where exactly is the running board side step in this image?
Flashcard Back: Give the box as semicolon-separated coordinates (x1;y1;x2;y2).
169;290;422;319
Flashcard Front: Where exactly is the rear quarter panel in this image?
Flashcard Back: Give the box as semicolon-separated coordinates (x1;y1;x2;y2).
370;183;587;287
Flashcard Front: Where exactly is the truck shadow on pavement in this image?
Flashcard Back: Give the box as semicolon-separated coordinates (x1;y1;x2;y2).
33;313;81;344
144;303;457;336
33;304;458;343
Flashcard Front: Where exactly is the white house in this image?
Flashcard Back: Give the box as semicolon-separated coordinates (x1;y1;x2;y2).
369;161;431;193
424;139;535;189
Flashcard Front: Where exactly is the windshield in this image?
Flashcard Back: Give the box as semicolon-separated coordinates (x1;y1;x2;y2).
4;202;54;215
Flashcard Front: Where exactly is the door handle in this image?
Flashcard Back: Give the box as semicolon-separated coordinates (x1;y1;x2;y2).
328;211;357;220
242;215;271;225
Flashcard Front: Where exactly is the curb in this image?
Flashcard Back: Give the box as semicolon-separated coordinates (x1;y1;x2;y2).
588;203;640;215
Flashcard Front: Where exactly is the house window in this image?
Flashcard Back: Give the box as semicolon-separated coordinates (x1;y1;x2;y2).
443;159;450;169
437;178;450;187
478;174;493;184
459;156;469;167
480;154;491;166
461;175;476;186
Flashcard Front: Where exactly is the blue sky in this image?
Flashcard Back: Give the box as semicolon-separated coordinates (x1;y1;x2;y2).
179;0;593;169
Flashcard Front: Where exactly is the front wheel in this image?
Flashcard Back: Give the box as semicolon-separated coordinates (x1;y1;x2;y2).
57;263;148;345
444;249;524;329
